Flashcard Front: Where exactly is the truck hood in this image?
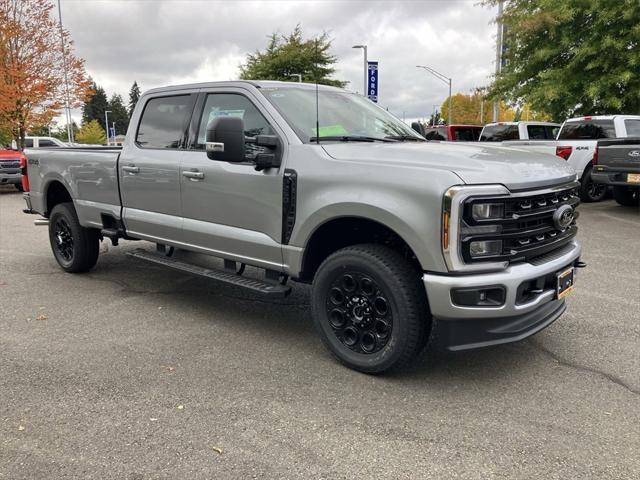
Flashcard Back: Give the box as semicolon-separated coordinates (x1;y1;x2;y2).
322;142;577;190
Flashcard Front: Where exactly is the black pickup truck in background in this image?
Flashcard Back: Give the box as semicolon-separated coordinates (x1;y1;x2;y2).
592;138;640;207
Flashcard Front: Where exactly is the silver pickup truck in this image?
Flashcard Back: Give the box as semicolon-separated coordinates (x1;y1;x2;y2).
22;81;584;373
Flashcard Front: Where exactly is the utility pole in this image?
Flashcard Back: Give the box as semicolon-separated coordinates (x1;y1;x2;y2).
104;110;111;146
416;65;453;125
352;45;368;95
492;0;504;122
57;0;74;143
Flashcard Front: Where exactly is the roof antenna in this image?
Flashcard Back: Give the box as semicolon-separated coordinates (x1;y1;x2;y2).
315;37;320;145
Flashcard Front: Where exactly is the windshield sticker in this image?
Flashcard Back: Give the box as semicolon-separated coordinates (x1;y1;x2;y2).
313;124;349;136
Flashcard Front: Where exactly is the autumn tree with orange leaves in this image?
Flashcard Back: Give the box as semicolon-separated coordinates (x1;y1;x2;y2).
0;0;91;149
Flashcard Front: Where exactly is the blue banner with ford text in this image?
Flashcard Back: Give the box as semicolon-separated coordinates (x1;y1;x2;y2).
367;61;378;102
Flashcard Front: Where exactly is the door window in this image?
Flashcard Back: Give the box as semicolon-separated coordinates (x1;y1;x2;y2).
24;138;33;148
39;139;59;147
136;95;193;149
624;119;640;137
194;93;275;158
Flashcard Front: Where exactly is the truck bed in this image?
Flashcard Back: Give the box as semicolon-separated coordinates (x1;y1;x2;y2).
593;138;640;187
25;146;123;228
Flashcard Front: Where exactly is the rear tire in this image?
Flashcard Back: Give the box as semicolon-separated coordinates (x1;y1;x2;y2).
311;244;430;374
579;165;607;202
613;186;640;207
48;202;100;273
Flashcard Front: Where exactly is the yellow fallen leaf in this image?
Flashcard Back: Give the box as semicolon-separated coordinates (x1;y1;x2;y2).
177;405;184;410
18;425;25;431
36;314;48;321
211;446;223;454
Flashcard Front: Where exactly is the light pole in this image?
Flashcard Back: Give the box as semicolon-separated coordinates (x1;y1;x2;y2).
57;0;73;143
104;110;111;146
416;65;453;125
289;74;302;83
352;44;368;96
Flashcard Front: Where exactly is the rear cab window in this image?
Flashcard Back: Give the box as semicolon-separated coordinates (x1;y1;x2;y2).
136;95;194;148
453;127;481;141
479;124;519;141
423;128;447;141
557;119;616;140
526;125;557;140
624;119;640;137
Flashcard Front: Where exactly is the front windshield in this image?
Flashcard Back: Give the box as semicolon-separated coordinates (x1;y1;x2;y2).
260;87;424;142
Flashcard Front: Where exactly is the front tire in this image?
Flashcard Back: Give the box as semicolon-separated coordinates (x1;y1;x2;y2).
48;202;100;273
311;244;430;374
613;186;640;207
579;165;607;202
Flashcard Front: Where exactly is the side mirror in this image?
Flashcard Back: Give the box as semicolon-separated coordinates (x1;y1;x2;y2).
411;121;426;136
206;116;245;162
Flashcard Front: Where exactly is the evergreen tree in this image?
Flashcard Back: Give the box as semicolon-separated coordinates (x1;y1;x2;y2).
239;26;347;87
76;120;106;145
82;81;109;125
109;93;129;135
128;81;141;118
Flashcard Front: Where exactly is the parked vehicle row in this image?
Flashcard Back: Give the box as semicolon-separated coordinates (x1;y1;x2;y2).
20;80;584;373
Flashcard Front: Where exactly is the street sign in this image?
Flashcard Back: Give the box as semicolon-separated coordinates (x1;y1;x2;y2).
367;61;378;103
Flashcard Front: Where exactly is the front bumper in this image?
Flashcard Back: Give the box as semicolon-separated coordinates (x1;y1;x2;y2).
0;172;21;185
423;240;581;351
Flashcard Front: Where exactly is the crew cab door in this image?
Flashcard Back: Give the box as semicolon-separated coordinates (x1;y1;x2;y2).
179;89;285;270
119;93;196;243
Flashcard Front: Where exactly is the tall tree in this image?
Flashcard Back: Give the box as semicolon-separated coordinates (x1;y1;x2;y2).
76;119;106;145
128;81;141;118
82;81;108;125
485;0;640;119
108;93;129;135
0;0;91;149
438;93;540;125
239;26;347;87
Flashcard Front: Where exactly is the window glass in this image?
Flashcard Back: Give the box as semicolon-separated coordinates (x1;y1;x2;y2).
624;119;640;137
557;120;616;140
195;94;275;158
136;95;192;148
546;126;559;139
260;87;422;143
424;128;447;140
479;124;519;141
24;138;33;148
453;127;481;141
526;125;548;140
39;139;59;147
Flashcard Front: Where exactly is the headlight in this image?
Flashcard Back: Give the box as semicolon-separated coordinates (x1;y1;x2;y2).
471;202;504;220
469;240;503;258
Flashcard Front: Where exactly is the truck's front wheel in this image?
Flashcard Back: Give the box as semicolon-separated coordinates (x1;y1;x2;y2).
311;244;430;373
48;202;100;273
579;166;607;202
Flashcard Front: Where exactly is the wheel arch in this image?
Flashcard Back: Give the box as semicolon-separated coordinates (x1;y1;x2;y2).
44;178;74;217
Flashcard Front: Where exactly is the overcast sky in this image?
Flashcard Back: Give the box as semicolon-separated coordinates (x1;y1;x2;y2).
59;0;498;124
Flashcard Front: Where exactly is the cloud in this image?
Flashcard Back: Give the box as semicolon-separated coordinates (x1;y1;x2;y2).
60;0;497;123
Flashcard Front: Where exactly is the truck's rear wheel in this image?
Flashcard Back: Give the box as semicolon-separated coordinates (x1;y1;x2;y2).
613;186;640;207
579;166;607;202
48;202;100;273
311;244;430;373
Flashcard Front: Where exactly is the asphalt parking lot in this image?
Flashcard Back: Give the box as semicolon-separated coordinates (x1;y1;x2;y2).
0;186;638;480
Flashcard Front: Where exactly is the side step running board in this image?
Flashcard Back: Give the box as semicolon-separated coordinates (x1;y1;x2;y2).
127;248;291;297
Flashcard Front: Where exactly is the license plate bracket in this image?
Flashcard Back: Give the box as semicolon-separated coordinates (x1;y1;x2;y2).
556;267;575;299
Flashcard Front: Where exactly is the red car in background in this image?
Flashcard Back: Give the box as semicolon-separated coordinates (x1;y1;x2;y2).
411;123;483;141
422;124;483;141
0;148;28;192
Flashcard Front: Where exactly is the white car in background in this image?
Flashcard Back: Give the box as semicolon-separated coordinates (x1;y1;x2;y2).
20;136;68;148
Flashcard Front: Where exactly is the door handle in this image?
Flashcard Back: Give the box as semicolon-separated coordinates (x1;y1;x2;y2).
122;165;139;174
182;170;205;180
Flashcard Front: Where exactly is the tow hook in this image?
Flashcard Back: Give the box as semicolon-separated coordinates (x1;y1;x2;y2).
574;260;587;268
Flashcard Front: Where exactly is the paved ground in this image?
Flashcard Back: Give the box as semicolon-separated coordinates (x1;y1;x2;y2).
0;186;638;480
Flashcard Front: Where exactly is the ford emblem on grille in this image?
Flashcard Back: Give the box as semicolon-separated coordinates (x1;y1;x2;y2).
628;150;640;157
553;204;574;230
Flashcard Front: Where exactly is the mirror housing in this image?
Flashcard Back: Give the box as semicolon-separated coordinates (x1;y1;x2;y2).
206;116;245;162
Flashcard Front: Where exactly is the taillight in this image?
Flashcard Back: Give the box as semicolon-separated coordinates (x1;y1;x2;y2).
592;145;598;165
555;145;572;160
20;155;30;192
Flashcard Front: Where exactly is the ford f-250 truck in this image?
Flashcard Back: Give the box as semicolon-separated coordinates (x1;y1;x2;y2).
592;138;640;207
22;81;584;373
